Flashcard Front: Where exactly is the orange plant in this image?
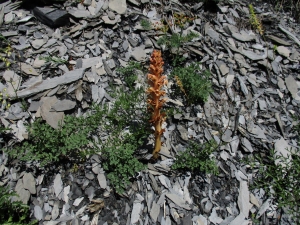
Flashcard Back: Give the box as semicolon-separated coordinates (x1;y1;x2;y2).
147;50;168;159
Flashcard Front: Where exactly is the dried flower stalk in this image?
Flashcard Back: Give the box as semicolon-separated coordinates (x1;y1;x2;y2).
147;50;168;159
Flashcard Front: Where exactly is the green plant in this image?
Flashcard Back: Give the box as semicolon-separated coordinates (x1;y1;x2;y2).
157;31;199;52
0;186;37;225
102;140;146;194
172;139;219;175
39;56;68;65
249;4;264;35
171;62;213;103
250;148;300;223
8;104;108;166
140;19;152;30
0;34;12;67
117;61;143;88
100;86;150;193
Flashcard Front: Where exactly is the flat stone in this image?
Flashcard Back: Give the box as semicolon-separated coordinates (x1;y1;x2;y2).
34;205;43;221
23;173;36;194
166;193;191;210
31;39;45;49
53;174;63;198
238;181;250;216
16;68;85;98
68;8;90;18
150;201;160;222
232;31;255;42
14;179;30;204
285;75;300;100
206;28;219;41
102;14;121;24
276;46;290;57
81;57;102;68
131;46;146;61
50;99;76;112
209;208;223;224
3;70;21;96
21;63;39;75
131;200;142;224
51;201;59;220
40;96;64;129
97;172;107;189
266;35;291;46
109;0;127;14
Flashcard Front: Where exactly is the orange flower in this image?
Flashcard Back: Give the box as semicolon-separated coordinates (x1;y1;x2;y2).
147;50;168;159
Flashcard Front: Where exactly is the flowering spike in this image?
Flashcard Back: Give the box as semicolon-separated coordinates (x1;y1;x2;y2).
147;50;167;160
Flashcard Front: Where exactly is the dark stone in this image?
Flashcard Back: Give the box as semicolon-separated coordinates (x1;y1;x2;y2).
33;7;69;28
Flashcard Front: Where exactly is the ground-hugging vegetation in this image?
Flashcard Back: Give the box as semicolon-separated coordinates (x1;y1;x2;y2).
0;186;37;225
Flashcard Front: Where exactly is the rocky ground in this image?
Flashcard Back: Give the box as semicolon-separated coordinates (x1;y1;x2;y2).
0;0;300;224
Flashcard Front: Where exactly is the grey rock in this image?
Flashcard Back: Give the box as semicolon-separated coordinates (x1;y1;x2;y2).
109;0;127;14
237;76;248;96
285;75;300;100
40;96;64;129
68;9;90;18
23;173;36;194
222;129;233;142
97;172;107;189
209;208;223;224
166;193;191;210
34;205;44;221
177;125;188;141
241;138;254;153
102;14;121;25
237;181;250;216
85;186;95;201
50;99;76;112
51;201;59;220
150;201;160;222
232;31;255;42
14;179;30;204
53;174;63;198
131;46;147;61
266;35;291;46
31;39;45;49
256;199;271;219
16;68;85;98
131;200;142;224
276;46;290;57
21;63;39;75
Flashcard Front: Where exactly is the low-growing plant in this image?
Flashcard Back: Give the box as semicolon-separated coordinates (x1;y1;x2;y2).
102;139;146;194
116;61;143;88
157;31;199;52
172;139;219;175
171;62;213;103
140;19;152;30
0;186;37;225
249;4;264;35
249;148;300;223
39;56;68;65
8;104;108;166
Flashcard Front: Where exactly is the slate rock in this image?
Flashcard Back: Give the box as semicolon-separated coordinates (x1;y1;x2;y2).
50;99;76;112
109;0;127;14
33;7;69;28
23;172;36;194
285;75;300;100
53;174;63;198
34;205;44;221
